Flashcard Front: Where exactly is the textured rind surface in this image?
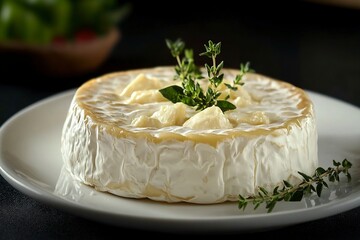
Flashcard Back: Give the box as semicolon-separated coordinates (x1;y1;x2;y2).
61;67;318;203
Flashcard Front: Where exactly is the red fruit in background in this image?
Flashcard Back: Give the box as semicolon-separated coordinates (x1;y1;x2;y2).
52;36;66;44
75;29;97;43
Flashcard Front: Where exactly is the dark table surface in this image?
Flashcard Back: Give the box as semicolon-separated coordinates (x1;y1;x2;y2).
1;1;360;238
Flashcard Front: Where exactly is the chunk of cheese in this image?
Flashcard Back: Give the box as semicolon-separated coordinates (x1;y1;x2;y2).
127;89;166;104
151;102;187;126
183;106;233;129
121;73;163;97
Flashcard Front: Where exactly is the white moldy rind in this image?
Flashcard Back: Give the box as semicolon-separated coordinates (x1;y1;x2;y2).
61;67;318;204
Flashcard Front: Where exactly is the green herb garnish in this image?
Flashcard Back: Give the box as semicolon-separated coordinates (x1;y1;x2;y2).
238;159;352;213
159;39;252;112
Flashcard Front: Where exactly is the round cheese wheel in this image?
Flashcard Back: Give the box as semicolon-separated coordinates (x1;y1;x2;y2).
61;67;318;203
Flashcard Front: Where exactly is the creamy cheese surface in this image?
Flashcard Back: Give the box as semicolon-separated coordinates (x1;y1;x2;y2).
61;67;318;203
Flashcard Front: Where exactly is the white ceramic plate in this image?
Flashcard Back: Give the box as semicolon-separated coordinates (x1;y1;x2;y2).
1;90;360;233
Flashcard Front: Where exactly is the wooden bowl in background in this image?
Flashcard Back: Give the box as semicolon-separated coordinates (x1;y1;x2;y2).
0;28;120;77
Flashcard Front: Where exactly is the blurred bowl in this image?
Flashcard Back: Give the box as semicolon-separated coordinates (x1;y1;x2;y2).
0;28;120;77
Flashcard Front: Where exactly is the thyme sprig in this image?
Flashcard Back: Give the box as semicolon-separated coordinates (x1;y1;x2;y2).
159;39;251;112
239;159;352;213
225;62;251;91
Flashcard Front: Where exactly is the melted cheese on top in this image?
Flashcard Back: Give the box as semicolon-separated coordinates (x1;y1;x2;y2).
74;67;313;146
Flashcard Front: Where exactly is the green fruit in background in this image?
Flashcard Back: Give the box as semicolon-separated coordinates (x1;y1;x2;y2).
0;0;130;45
75;0;104;24
0;2;12;40
52;0;71;37
0;0;22;41
74;0;112;34
21;10;53;44
0;0;54;44
74;0;126;34
16;0;72;37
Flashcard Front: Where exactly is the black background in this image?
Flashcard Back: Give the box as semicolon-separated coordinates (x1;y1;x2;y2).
1;0;360;238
